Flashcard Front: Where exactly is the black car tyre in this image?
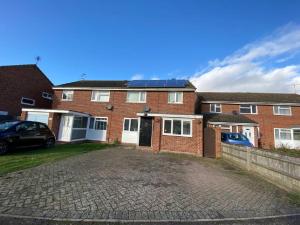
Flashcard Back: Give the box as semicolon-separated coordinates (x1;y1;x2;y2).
0;141;9;155
45;138;55;148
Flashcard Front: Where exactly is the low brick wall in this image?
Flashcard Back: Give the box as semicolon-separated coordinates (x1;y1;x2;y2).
222;143;300;192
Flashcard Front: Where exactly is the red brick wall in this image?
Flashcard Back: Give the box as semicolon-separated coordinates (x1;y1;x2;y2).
203;127;221;158
201;103;300;149
159;118;203;155
53;90;197;143
0;65;53;117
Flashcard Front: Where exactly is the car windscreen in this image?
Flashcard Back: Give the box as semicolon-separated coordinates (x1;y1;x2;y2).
0;121;19;131
228;133;248;141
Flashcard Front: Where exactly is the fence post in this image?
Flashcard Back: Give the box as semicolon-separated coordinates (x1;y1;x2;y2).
246;147;251;171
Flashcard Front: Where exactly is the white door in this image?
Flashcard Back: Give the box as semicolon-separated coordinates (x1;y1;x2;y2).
121;118;139;144
27;112;49;124
58;115;73;141
243;126;255;146
86;117;107;141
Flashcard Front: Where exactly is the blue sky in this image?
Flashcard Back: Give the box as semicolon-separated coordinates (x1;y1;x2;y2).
1;0;300;92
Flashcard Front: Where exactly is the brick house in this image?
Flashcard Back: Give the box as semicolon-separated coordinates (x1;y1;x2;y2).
0;64;53;118
197;92;300;149
21;80;203;155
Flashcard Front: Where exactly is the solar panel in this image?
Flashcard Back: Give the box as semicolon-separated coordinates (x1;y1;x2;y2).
127;80;187;88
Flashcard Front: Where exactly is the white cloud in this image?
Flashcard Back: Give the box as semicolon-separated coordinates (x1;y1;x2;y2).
151;76;160;80
131;74;144;80
190;24;300;93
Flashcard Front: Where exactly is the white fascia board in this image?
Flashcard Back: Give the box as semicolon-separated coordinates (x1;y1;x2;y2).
22;108;90;117
208;121;258;126
201;101;300;106
136;112;203;119
53;87;196;92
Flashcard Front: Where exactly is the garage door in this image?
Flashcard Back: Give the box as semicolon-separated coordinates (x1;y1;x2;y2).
27;112;49;125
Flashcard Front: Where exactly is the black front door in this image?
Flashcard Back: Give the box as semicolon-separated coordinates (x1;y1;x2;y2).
139;117;153;146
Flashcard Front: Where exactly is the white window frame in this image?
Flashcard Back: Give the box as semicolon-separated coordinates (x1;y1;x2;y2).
274;128;292;141
273;105;292;116
162;118;192;137
168;92;183;104
126;91;146;103
239;104;257;114
42;92;53;100
123;118;139;132
21;97;35;106
91;91;110;102
89;117;108;130
62;90;74;101
210;103;222;113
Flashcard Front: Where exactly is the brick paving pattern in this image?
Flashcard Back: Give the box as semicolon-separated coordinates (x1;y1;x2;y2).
0;147;299;221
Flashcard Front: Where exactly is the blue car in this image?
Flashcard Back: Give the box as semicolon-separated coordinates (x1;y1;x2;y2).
221;132;253;147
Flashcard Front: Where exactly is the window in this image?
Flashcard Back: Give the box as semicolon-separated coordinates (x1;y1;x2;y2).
94;118;107;130
274;128;292;140
16;122;37;132
293;129;300;141
91;91;110;102
72;116;88;129
62;91;74;101
168;92;183;104
210;104;221;113
163;118;192;137
273;105;291;116
127;91;146;103
240;104;257;114
123;118;139;131
21;97;35;106
42;92;52;100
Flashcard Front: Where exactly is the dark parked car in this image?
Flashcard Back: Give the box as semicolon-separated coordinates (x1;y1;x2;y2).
0;121;55;155
221;132;253;147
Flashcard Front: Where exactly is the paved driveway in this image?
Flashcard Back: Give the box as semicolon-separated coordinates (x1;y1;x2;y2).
0;147;299;222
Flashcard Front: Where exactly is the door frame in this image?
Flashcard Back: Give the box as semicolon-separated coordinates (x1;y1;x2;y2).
242;126;255;146
121;117;141;144
139;116;154;147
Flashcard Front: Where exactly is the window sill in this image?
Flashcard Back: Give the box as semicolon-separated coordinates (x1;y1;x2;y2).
162;133;192;138
61;99;73;102
168;102;183;104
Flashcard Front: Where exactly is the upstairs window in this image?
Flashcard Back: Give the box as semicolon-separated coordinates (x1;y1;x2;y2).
168;92;183;104
273;105;291;116
62;90;74;101
91;91;110;102
210;103;222;113
240;104;257;114
21;97;35;106
42;92;53;100
127;91;146;103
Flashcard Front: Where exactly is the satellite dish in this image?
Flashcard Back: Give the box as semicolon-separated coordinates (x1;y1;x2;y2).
106;104;113;110
143;106;150;112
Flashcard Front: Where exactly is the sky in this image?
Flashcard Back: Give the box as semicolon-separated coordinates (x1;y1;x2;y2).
0;0;300;93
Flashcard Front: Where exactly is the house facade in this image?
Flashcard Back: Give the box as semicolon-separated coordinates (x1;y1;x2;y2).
0;64;53;118
21;80;203;155
197;92;300;149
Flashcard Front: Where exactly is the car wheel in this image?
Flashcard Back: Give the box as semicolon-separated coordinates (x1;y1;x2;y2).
45;138;55;148
0;141;9;155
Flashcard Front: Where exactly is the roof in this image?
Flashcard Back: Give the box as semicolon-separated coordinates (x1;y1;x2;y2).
204;113;257;124
198;92;300;104
54;80;196;90
0;64;53;86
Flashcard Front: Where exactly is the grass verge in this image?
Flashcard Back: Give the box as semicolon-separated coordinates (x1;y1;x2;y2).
0;142;111;176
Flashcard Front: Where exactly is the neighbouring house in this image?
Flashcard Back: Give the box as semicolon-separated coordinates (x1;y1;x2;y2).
0;64;53;118
197;92;300;149
21;80;203;155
